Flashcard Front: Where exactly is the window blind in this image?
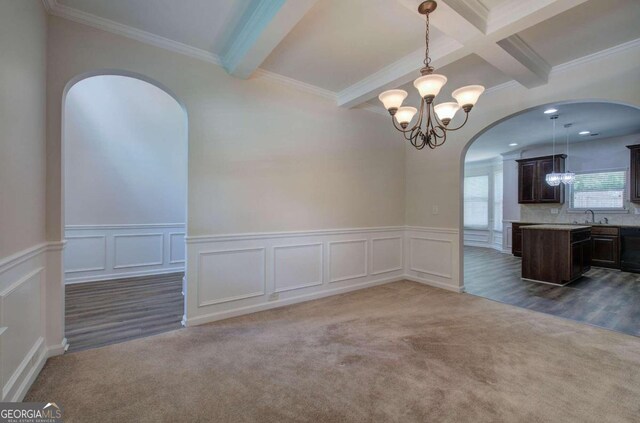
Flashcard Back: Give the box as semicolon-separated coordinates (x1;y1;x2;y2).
493;170;503;231
464;175;489;227
570;170;626;210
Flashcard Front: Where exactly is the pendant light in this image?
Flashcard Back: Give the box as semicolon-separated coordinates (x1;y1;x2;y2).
545;115;562;186
561;123;576;184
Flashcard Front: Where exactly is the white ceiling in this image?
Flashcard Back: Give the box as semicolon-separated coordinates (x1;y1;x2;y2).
518;0;640;66
50;0;640;108
466;102;640;163
261;0;440;92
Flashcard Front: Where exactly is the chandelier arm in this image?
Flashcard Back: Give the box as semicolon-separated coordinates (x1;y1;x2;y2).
440;111;470;131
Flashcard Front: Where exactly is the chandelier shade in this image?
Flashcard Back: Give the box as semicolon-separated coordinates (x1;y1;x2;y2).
378;0;484;150
434;102;460;123
452;85;485;108
561;172;576;184
413;74;447;99
396;107;418;126
378;89;408;111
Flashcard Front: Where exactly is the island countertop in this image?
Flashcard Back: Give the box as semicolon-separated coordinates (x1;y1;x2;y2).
521;224;591;231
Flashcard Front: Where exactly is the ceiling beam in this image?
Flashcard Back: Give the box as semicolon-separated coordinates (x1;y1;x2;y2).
338;0;588;108
222;0;318;79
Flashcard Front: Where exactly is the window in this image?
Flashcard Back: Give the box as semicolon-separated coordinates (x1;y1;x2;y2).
570;170;627;210
464;175;489;228
493;170;503;231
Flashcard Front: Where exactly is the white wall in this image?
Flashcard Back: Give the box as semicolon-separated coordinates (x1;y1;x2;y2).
63;75;187;282
517;133;640;225
0;0;65;402
46;17;405;243
64;75;187;225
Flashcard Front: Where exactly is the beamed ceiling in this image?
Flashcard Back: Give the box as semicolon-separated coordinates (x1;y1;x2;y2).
45;0;640;112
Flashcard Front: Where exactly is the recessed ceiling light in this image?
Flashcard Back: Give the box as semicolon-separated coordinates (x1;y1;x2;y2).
509;143;518;146
579;131;591;135
544;108;558;114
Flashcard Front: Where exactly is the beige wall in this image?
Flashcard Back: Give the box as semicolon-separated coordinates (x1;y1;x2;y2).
0;0;48;258
46;17;405;240
405;45;640;230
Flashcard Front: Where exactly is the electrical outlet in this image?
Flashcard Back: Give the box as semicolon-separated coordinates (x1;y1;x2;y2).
268;292;279;301
550;208;559;215
432;205;439;215
635;208;640;215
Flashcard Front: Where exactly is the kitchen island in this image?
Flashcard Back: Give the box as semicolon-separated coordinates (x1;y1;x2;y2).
521;225;592;285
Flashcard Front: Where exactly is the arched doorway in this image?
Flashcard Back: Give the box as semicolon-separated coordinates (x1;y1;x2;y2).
61;71;188;351
460;99;640;336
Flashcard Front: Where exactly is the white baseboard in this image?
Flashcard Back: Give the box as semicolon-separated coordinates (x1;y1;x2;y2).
65;267;184;284
404;275;465;293
185;275;404;326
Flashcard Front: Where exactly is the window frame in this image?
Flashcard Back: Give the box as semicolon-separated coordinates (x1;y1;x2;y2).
567;168;629;213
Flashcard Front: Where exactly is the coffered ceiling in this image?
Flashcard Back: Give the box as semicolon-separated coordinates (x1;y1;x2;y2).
46;0;640;110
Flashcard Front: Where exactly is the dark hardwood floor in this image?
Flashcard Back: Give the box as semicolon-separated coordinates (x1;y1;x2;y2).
65;273;184;352
464;246;640;337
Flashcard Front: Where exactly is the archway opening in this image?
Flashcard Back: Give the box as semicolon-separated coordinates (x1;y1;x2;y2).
62;73;188;352
461;100;640;337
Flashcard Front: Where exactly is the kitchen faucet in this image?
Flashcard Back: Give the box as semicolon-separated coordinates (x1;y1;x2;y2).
585;209;595;224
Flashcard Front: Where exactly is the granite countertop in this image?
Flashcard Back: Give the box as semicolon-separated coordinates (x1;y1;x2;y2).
516;222;640;228
521;224;591;231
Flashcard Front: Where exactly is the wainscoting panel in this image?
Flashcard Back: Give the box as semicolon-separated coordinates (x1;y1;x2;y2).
371;237;403;275
405;227;461;292
0;243;66;402
329;240;367;283
64;224;185;284
198;248;266;306
64;236;106;273
464;228;504;252
113;234;164;269
274;243;323;293
185;227;405;326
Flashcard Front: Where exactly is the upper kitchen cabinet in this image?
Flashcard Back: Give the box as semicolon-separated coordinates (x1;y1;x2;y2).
628;145;640;203
516;155;566;204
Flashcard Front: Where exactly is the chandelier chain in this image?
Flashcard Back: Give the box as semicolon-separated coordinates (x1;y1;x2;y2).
424;12;431;67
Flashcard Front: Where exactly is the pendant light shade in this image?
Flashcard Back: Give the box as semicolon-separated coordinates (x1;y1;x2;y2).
413;74;447;99
546;173;562;186
378;89;408;111
561;172;576;185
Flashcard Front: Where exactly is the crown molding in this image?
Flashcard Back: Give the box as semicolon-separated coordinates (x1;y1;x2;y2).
551;37;640;75
356;103;389;117
44;0;222;65
444;0;488;33
497;35;550;83
253;69;336;101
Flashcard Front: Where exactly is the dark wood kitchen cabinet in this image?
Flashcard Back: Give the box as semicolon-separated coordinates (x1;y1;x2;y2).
590;226;620;269
628;144;640;203
511;222;534;257
516;155;566;204
522;225;591;285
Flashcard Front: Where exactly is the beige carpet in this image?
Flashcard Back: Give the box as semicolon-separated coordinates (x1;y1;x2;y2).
26;281;640;422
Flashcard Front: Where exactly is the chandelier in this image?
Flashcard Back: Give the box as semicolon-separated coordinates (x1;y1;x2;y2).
378;0;485;150
545;115;576;186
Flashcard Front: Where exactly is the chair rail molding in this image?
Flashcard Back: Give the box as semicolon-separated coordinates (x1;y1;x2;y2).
64;223;185;284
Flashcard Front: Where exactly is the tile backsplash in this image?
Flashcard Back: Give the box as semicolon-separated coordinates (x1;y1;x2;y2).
520;202;640;225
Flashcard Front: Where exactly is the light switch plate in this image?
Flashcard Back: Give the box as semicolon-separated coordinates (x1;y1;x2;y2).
432;205;439;215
